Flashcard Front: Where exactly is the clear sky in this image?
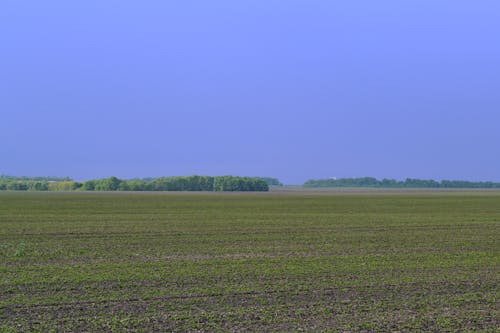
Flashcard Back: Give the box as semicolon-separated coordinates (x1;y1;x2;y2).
1;1;499;184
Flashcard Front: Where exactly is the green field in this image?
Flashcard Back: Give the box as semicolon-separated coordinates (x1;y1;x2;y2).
1;191;499;332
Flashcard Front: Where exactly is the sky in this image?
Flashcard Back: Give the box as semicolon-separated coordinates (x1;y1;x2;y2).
1;1;499;184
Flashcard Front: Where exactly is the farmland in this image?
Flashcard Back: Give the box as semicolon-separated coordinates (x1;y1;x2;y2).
0;191;499;332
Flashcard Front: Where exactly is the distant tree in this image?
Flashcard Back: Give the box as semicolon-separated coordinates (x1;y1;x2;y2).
6;182;28;190
127;179;148;191
28;182;49;191
303;177;500;188
94;177;122;191
0;175;269;191
82;180;95;191
117;181;129;191
213;176;268;191
47;181;75;191
256;177;283;186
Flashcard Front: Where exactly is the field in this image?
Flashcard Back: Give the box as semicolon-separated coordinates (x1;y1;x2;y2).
0;191;498;332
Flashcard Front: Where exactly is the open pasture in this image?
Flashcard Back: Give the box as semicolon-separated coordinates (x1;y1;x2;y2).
0;191;498;332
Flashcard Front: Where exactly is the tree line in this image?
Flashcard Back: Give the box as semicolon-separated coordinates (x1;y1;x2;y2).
303;177;500;188
0;175;72;182
0;175;270;192
255;177;283;186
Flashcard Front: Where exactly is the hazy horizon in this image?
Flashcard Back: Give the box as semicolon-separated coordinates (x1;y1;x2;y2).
2;1;499;184
4;173;500;187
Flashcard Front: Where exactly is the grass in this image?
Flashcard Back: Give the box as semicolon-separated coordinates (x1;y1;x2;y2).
0;191;498;332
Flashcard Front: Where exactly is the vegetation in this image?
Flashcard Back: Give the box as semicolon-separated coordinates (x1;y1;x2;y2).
255;177;283;186
304;176;500;188
0;191;498;331
0;175;270;192
0;175;72;182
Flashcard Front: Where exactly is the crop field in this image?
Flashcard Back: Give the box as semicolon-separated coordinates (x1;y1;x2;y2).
0;191;499;332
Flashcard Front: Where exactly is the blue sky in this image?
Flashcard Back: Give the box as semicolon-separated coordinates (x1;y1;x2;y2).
1;1;499;184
